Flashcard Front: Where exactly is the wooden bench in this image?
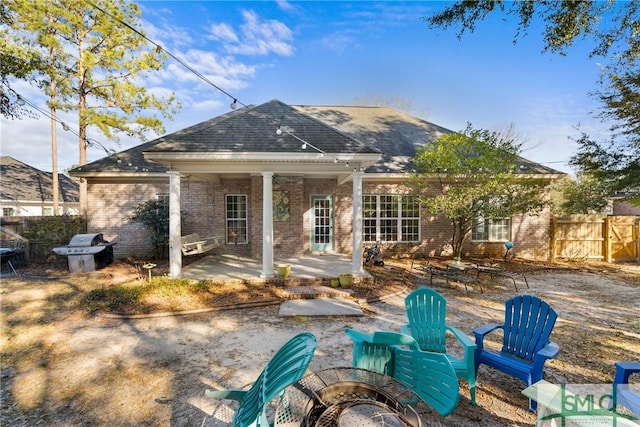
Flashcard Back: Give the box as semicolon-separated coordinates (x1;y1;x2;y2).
180;233;222;256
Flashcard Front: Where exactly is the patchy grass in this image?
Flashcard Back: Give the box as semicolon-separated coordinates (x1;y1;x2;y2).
82;276;284;315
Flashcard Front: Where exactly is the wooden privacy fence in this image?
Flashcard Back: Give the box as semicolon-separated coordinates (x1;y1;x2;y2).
551;215;640;263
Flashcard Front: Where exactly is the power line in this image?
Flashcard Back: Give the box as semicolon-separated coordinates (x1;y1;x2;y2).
82;0;334;158
83;0;246;110
9;89;115;156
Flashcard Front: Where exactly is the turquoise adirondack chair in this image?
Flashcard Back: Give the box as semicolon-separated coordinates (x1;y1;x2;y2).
344;328;460;416
400;288;477;404
206;332;317;427
474;294;559;412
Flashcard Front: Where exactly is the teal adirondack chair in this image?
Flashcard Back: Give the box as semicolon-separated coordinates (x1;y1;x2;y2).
474;294;559;412
344;328;420;375
344;328;460;416
400;288;477;404
206;332;317;427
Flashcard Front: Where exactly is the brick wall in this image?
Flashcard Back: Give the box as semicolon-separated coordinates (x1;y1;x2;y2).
87;175;554;261
87;180;169;258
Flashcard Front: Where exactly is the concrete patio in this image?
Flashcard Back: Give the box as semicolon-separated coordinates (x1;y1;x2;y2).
180;252;370;283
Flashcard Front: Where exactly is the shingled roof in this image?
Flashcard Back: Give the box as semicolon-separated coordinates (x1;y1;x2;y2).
1;156;79;202
71;99;563;175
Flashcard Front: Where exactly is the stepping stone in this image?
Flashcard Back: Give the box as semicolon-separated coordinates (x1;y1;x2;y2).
278;297;363;317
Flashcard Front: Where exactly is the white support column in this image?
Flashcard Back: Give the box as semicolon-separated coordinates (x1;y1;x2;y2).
352;171;364;275
168;171;182;278
261;172;275;278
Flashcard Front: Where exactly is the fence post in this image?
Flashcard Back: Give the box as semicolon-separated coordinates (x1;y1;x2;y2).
636;217;640;264
550;217;557;262
605;216;612;263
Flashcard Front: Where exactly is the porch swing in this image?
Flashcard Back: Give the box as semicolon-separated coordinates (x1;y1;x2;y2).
180;233;222;256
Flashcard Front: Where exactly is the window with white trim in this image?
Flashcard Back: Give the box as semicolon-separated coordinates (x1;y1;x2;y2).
226;194;248;244
2;208;13;217
472;217;511;241
363;195;420;242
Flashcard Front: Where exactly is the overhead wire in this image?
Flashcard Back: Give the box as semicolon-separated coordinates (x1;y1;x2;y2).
83;0;333;158
9;89;115;156
83;0;247;110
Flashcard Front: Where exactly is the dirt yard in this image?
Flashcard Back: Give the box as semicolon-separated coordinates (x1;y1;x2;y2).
1;259;638;426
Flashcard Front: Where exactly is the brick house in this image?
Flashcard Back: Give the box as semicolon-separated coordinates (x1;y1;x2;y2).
69;100;564;278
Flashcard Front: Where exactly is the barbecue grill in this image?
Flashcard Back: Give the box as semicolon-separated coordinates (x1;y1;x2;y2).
53;233;115;273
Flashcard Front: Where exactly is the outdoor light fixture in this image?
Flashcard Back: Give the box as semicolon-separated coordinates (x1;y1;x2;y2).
16;95;25;106
230;99;237;109
276;126;282;135
301;142;307;149
61;122;70;132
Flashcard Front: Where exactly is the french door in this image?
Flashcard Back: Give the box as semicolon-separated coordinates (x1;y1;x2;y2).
310;195;333;252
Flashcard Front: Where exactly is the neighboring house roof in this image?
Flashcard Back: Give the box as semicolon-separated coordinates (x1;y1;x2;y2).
70;99;564;176
0;156;79;202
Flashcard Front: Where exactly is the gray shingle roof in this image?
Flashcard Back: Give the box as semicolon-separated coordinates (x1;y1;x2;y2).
294;105;450;173
0;156;79;202
295;105;564;175
146;99;379;154
71;99;564;175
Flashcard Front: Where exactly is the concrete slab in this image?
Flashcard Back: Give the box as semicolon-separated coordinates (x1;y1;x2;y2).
181;253;373;282
278;297;363;317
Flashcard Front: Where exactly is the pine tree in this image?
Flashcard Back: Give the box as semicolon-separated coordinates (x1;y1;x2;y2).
3;0;180;213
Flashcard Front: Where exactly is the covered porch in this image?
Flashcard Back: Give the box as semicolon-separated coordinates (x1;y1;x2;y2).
181;252;372;283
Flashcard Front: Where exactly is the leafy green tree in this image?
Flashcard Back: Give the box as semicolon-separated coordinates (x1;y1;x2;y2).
550;174;610;216
0;3;44;118
129;199;169;260
426;1;640;204
3;0;181;213
409;125;547;259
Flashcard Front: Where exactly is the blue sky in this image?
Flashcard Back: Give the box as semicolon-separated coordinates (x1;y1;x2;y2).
1;1;611;174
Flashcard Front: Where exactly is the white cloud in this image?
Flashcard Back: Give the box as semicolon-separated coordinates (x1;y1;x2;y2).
142;19;193;51
322;30;359;54
191;99;224;112
276;0;298;13
208;10;294;57
208;23;239;43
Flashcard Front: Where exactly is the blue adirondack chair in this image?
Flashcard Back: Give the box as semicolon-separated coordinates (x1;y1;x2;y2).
206;332;317;427
474;294;559;412
345;328;460;416
612;361;640;416
400;287;477;404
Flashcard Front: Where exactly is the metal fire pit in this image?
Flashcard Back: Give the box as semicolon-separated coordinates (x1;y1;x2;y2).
274;367;436;427
53;233;115;273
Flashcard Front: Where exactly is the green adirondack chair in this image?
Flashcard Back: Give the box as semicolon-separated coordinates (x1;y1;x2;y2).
344;328;460;416
400;287;477;404
206;332;317;427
